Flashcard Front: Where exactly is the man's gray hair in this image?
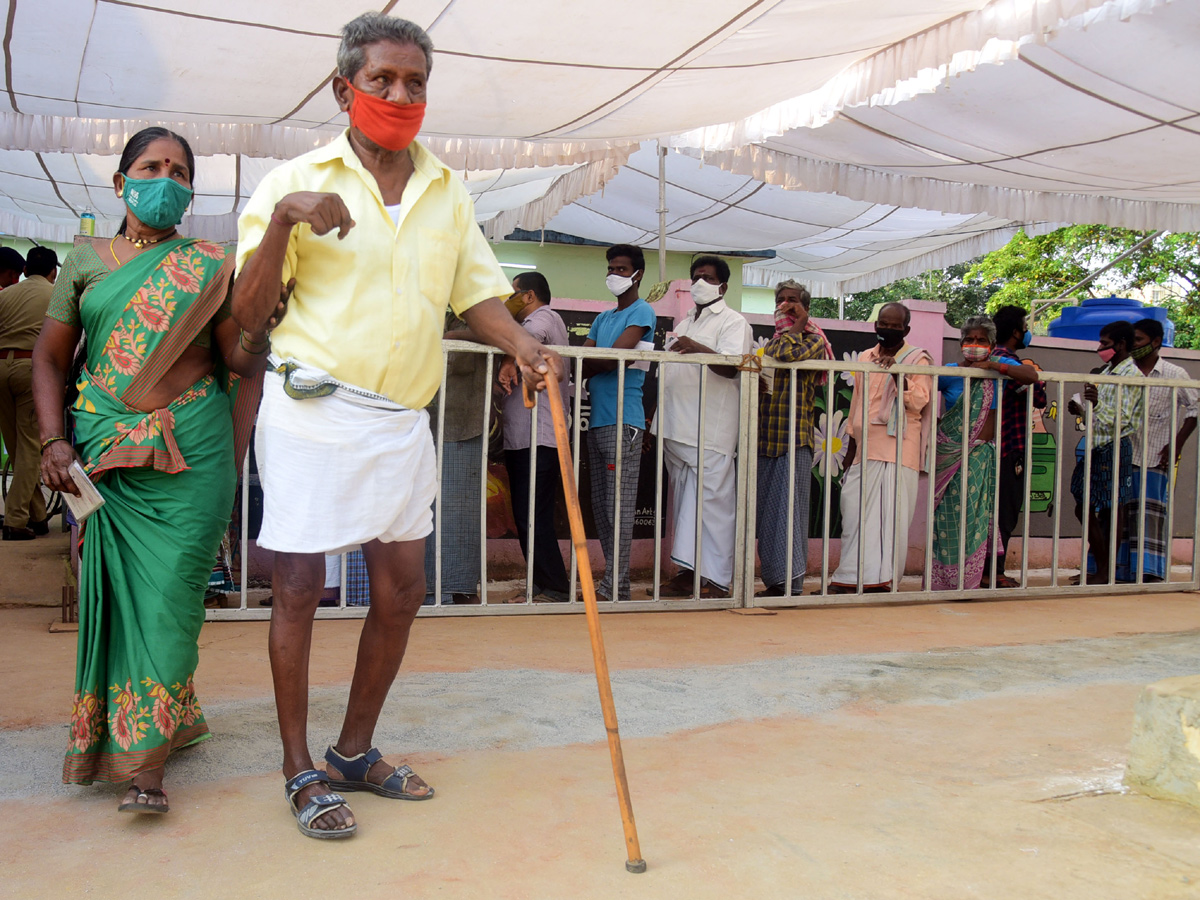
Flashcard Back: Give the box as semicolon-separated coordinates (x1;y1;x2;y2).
773;279;811;306
338;13;434;80
961;315;997;343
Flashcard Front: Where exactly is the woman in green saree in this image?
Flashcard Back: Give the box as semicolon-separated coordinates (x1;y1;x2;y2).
931;317;1023;591
33;128;278;814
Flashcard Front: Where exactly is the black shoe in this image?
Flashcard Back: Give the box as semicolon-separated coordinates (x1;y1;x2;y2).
29;518;50;536
2;525;36;541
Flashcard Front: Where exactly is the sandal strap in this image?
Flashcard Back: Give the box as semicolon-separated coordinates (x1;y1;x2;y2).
297;793;349;829
284;768;329;803
325;745;384;781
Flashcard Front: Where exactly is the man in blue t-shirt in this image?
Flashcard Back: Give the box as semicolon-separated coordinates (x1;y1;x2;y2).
582;244;657;601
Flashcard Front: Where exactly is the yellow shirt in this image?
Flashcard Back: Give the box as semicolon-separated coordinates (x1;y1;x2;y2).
236;131;510;408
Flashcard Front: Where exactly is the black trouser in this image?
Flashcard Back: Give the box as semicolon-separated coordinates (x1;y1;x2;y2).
505;446;570;595
986;451;1027;577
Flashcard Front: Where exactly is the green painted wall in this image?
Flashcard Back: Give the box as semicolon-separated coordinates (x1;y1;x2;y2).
489;240;760;311
0;237;73;263
742;286;778;315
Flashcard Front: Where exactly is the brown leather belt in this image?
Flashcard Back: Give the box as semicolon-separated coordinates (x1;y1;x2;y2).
0;348;33;359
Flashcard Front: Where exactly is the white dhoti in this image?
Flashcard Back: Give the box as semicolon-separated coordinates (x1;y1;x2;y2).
256;359;436;555
831;460;919;589
664;438;737;589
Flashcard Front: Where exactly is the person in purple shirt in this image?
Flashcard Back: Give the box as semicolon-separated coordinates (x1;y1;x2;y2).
497;272;572;601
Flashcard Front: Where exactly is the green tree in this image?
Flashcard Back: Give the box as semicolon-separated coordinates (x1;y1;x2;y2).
811;261;998;326
966;226;1200;347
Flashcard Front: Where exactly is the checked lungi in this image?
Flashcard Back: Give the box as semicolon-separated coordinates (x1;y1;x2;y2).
756;449;813;593
587;423;644;602
1117;466;1170;582
424;435;484;596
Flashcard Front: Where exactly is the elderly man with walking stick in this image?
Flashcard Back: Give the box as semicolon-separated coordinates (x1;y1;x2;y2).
233;12;561;840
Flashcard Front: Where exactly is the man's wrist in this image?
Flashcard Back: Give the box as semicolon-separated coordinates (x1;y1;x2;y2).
269;204;293;229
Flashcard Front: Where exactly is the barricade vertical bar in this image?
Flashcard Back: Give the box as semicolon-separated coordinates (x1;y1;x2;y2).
480;351;494;605
434;349;448;605
923;368;941;591
571;355;584;602
1136;384;1150;584
652;364;665;602
1166;388;1178;587
239;450;249;610
989;372;1003;592
731;366;750;606
695;364;708;598
820;371;834;593
1191;402;1200;586
1050;380;1066;588
1190;403;1200;592
957;372;969;592
525;392;539;602
1080;396;1093;587
890;372;905;594
339;552;347;610
855;362;868;594
1019;386;1034;589
745;364;760;603
614;363;626;602
784;363;797;597
1109;384;1123;585
1190;394;1200;587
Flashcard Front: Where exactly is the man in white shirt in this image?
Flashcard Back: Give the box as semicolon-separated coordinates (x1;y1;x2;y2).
651;255;752;597
1118;318;1198;582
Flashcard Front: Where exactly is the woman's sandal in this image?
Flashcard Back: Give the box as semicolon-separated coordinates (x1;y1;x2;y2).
325;746;434;801
285;769;357;840
118;784;170;815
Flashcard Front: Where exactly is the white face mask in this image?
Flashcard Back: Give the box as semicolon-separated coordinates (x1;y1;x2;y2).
691;279;722;306
605;272;637;297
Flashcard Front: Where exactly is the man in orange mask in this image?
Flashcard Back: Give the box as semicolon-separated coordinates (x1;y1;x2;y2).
233;13;562;841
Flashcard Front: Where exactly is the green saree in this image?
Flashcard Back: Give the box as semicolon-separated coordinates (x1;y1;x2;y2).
931;375;999;592
61;237;260;785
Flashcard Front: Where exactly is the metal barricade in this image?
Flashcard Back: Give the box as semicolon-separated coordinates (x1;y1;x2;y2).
207;344;1200;620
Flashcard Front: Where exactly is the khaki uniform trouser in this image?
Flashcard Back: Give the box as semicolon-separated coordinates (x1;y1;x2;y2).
0;355;47;529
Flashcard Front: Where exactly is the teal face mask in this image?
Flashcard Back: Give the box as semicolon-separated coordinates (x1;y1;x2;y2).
120;176;192;230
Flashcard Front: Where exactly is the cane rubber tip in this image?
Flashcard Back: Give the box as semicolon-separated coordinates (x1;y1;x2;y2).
625;859;647;874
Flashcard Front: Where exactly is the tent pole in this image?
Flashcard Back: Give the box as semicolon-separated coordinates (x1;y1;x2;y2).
1029;229;1163;329
657;141;667;282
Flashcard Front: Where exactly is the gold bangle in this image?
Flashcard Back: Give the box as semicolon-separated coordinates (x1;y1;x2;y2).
40;435;67;453
239;330;269;354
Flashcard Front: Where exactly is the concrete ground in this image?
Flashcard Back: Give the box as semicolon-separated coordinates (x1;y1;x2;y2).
2;531;1199;899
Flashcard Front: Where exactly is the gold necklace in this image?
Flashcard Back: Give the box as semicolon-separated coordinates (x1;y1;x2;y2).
120;229;176;250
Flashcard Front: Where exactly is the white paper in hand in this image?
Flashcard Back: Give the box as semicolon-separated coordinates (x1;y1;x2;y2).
62;461;105;523
630;340;656;372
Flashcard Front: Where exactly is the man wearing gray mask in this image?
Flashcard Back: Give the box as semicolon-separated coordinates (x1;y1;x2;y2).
650;255;751;598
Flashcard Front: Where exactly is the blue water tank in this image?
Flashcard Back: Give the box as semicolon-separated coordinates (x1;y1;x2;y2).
1046;295;1174;347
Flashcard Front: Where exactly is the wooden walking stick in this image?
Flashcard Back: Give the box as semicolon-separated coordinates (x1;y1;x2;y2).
525;370;646;874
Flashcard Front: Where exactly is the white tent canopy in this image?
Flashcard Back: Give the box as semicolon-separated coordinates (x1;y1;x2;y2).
0;0;1195;291
677;0;1200;232
517;142;1055;295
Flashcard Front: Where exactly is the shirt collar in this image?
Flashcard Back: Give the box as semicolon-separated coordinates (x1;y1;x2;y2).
691;298;728;321
311;129;451;186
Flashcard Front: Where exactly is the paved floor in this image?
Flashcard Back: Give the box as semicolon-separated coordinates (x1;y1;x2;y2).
2;532;1199;899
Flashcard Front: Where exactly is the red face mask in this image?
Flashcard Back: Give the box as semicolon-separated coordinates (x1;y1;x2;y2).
346;85;426;151
1097;346;1116;364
